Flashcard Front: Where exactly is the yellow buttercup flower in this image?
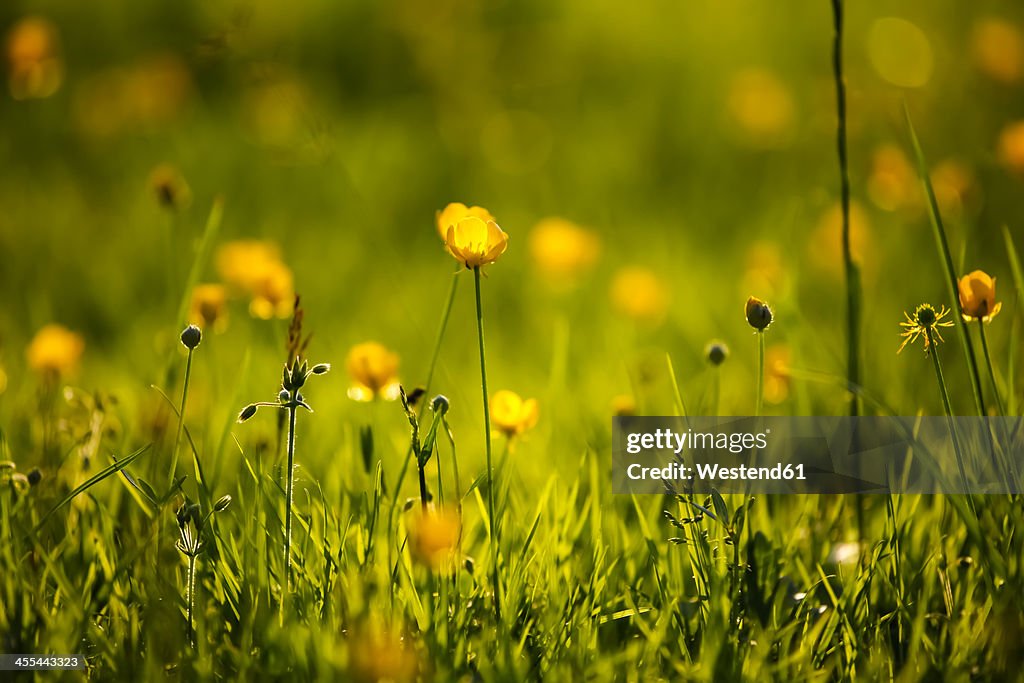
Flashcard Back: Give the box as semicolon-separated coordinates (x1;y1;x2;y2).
528;217;601;285
26;324;84;376
764;344;791;404
972;18;1024;84
490;390;538;438
189;284;228;331
408;505;461;569
346;627;419;683
6;16;63;100
248;261;294;320
436;202;495;241
444;216;509;269
609;267;669;325
215;240;294;319
346;342;401;402
998;120;1024;174
611;394;636;417
958;270;1002;323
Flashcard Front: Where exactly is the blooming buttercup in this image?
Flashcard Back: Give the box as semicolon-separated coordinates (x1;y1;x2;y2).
609;267;669;324
26;324;84;376
958;270;1002;322
408;505;461;568
445;216;509;269
490;390;538;438
346;341;401;401
436;202;495;241
528;217;601;284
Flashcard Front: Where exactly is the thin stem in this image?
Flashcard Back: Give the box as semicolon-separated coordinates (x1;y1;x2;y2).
392;268;460;497
186;553;196;648
977;321;1007;417
925;329;976;517
474;266;501;622
756;332;765;417
169;348;194;489
831;0;861;418
417;454;429;511
284;395;298;586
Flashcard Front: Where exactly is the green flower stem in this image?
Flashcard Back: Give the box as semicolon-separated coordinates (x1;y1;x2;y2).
756;331;765;418
392;267;460;498
925;329;976;517
474;266;501;622
186;552;197;648
169;347;194;489
977;321;1007;417
284;392;298;585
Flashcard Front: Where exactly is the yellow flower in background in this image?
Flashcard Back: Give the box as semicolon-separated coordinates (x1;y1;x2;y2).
764;344;791;404
444;216;509;269
6;16;63;100
972;18;1024;84
436;202;495;241
867;144;917;212
528;217;601;285
930;160;977;220
808;201;874;281
248;261;294;320
216;240;294;319
189;284;228;332
611;394;636;417
0;366;7;395
148;163;192;211
741;241;789;301
346;342;401;402
26;324;84;377
408;505;461;568
491;390;539;438
609;267;669;325
726;68;795;147
958;270;1002;323
346;627;419;683
867;17;933;88
997;120;1024;174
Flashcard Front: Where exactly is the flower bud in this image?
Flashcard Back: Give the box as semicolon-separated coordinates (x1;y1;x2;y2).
311;363;330;375
279;389;290;403
180;324;202;349
705;341;729;366
214;494;232;512
27;468;42;486
431;394;450;415
745;296;773;331
238;404;258;422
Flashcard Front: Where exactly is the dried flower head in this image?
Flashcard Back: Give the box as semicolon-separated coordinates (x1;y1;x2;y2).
898;303;954;354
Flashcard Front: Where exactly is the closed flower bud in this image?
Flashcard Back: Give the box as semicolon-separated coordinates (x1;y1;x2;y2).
180;324;202;349
745;296;773;331
431;394;450;415
238;404;258;422
279;389;290;403
27;468;42;486
214;494;232;512
705;341;729;366
311;363;330;375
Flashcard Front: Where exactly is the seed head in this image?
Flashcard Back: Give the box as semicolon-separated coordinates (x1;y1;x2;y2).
180;324;202;350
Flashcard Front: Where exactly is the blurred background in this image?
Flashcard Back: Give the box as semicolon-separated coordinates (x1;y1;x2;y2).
0;0;1022;487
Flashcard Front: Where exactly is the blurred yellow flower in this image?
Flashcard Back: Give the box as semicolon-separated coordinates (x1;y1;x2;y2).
997;120;1024;174
248;261;294;320
609;267;669;325
0;366;7;396
972;18;1024;84
6;16;63;100
408;505;461;568
528;217;601;285
216;240;294;319
808;201;873;280
26;324;84;377
436;202;495;241
741;241;789;301
764;344;791;405
867;144;917;212
931;160;977;220
491;390;539;439
958;270;1002;323
189;284;228;332
148;163;191;211
346;627;419;683
726;68;794;147
346;342;401;402
611;394;636;417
